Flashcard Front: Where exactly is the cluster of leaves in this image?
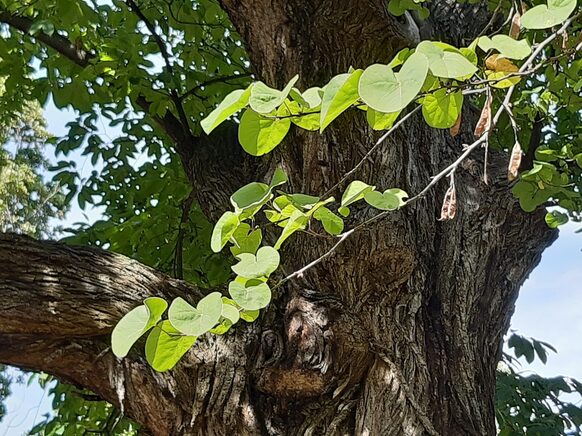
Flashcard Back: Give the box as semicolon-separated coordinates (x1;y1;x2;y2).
496;333;582;435
28;373;137;436
112;169;408;371
0;365;10;423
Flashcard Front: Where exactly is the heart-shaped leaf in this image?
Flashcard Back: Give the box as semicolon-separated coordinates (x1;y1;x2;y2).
229;280;272;310
232;246;280;278
320;69;362;131
145;320;196;372
422;89;464;129
249;75;299;113
313;207;344;235
364;189;408;210
520;0;577;30
168;292;223;336
111;297;168;358
416;41;477;79
238;109;291;156
341;180;375;208
201;86;252;134
359;52;428;113
230;182;271;213
211;211;240;253
477;35;531;60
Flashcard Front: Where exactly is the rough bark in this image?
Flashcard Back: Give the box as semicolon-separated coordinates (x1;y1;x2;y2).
0;1;560;435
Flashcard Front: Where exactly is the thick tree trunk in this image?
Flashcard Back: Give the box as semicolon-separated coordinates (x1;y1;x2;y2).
0;1;559;435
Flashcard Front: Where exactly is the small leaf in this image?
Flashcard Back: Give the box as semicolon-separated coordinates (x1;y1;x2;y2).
240;309;260;322
274;209;309;249
249;75;299;113
111;297;168;358
313;207;344;235
201;86;252;134
211;211;240;253
508;141;523;181
338;206;350;217
230;182;271;212
359;52;429;113
145;321;196;372
545;210;568;228
520;0;576;30
421;89;464;129
320;69;363;131
364;189;408;210
229;280;272;310
270;168;289;188
168;292;223;336
341;180;375;208
232;246;280;279
238;109;291;156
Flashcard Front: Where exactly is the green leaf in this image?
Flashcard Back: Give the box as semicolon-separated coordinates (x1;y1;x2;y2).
145;321;196;372
221;298;241;324
421;89;464;129
302;87;323;108
230;182;271;212
231;246;280;278
520;0;577;30
230;223;262;256
341;180;375;208
249;75;299;113
111;297;167;358
313;207;344;235
359;52;429;113
270;168;289;188
211;211;240;253
364;188;408;210
240;309;260;322
320;69;363;132
477;35;532;60
229;280;272;310
168;292;223;336
274;209;309;249
366;108;401;130
287;100;320;131
238;109;291;156
545;210;569;228
416;41;477;79
338;206;350;217
201;86;252;134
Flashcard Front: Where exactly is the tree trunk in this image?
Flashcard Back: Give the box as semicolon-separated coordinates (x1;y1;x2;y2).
0;1;558;435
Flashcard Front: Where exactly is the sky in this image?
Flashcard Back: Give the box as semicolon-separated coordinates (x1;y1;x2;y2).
1;103;581;435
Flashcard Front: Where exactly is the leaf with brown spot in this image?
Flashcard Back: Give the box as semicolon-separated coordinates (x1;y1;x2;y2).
450;113;462;137
510;12;521;39
438;184;457;221
474;93;492;138
508;141;523;181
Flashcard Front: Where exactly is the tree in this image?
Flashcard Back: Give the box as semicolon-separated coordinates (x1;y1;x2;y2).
0;92;65;425
0;0;581;434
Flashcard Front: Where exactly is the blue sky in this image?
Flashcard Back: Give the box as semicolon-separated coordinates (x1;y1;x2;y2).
1;103;581;434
